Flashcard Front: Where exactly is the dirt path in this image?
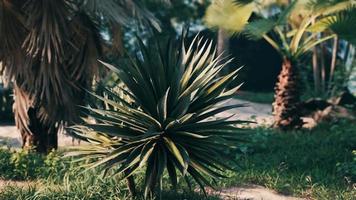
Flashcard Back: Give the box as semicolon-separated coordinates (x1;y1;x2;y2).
216;99;273;126
206;185;305;200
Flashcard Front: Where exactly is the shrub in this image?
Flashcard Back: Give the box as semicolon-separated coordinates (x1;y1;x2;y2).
0;148;13;179
0;148;68;181
69;34;250;198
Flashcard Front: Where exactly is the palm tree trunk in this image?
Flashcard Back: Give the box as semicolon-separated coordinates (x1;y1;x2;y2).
320;43;326;94
312;42;321;95
273;58;303;129
217;28;230;74
13;85;58;153
327;36;339;95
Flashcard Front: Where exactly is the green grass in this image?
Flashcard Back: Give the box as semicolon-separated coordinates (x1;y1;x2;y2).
221;121;356;199
0;121;355;199
235;91;274;104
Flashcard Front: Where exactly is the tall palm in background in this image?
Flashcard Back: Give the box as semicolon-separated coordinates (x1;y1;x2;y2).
0;0;165;152
205;0;356;129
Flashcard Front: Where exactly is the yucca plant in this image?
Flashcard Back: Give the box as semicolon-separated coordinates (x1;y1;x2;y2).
205;0;356;129
68;34;250;198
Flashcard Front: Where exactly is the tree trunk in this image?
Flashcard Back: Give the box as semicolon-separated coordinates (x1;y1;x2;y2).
312;41;321;95
13;85;58;153
272;58;303;129
217;28;230;74
327;36;339;95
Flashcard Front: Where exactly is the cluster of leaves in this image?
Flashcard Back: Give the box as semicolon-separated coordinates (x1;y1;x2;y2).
69;33;251;198
0;149;68;180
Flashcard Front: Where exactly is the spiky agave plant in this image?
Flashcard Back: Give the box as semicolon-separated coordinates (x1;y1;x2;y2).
68;34;250;198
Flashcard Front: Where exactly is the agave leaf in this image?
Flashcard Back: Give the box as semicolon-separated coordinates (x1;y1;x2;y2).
190;160;226;179
166;157;178;189
175;131;211;139
163;137;187;171
139;142;156;167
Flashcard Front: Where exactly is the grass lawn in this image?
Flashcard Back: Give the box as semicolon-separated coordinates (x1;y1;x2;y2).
0;121;355;200
221;121;356;199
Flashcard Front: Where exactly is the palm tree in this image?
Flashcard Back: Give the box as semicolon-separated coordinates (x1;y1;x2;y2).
0;0;166;152
205;0;356;129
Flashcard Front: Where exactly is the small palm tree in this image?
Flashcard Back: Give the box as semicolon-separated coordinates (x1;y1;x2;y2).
0;0;167;152
68;34;250;198
205;0;356;129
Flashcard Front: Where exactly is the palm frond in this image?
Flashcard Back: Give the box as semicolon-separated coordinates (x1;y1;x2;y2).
68;33;250;198
80;0;171;29
205;0;254;33
276;0;299;24
0;1;27;83
327;6;356;45
233;0;255;6
307;0;353;11
244;19;276;40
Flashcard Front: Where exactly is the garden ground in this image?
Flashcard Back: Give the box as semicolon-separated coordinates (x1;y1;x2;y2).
0;97;354;200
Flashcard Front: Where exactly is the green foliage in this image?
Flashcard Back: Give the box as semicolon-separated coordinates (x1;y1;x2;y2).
242;0;298;43
0;149;68;181
0;148;12;179
69;34;250;198
327;6;356;45
0;175;219;200
307;0;352;11
336;150;356;183
243;19;276;40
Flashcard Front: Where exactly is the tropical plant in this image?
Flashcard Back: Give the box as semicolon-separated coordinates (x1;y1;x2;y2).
68;34;250;198
0;0;168;152
205;0;356;129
